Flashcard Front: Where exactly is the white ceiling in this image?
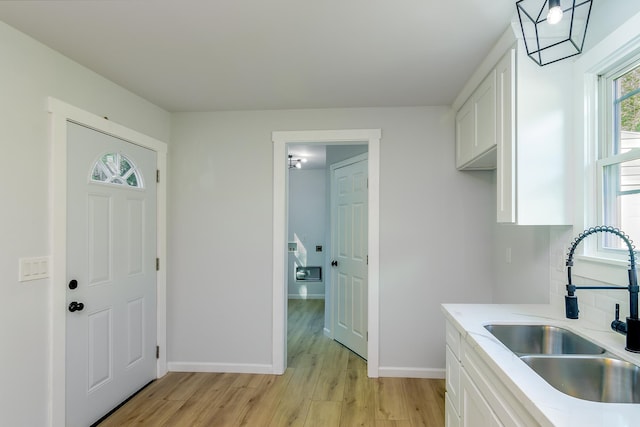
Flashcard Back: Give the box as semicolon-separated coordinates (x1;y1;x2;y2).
0;0;515;113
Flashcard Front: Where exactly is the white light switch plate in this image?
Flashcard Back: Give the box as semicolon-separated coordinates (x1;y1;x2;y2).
19;256;50;282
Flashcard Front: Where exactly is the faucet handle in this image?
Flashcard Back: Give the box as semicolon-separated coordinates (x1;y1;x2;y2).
612;303;628;335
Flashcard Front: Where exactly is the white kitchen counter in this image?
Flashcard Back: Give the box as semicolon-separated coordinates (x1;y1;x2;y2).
442;303;640;427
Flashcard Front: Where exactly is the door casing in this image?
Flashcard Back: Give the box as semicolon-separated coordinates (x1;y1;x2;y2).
49;98;168;427
272;129;381;378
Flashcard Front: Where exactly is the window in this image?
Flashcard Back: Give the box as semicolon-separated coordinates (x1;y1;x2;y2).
91;152;143;188
598;58;640;251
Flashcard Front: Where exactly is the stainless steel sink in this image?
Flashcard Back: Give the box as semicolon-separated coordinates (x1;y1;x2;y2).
521;356;640;403
484;324;606;355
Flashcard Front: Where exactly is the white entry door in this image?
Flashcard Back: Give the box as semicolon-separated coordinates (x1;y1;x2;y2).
331;154;368;359
66;122;157;427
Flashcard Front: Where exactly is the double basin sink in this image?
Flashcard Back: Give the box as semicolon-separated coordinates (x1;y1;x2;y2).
484;324;640;404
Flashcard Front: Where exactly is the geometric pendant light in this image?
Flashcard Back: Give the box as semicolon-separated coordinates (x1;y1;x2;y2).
516;0;593;66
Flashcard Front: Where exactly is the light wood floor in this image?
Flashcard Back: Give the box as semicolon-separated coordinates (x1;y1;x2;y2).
98;299;445;426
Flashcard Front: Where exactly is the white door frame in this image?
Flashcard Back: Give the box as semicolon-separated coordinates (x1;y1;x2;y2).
272;129;381;378
48;98;168;427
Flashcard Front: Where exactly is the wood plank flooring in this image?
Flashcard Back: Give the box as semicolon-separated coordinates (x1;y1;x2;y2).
98;299;444;426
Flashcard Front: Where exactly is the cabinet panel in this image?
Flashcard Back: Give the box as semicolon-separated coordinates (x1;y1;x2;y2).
461;370;504;427
446;320;461;359
446;392;461;427
456;98;474;168
446;345;461;414
475;69;497;156
456;69;498;170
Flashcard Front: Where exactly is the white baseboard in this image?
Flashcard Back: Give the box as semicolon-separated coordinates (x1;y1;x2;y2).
323;327;332;338
377;366;445;379
167;362;276;375
168;362;443;379
287;294;325;300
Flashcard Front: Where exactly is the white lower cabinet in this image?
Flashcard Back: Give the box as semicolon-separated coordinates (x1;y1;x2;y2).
445;321;539;427
461;369;504;427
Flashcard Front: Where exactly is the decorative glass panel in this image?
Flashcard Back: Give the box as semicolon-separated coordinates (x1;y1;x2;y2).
91;153;143;188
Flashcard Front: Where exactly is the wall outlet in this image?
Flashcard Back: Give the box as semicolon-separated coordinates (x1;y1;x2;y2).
18;256;50;282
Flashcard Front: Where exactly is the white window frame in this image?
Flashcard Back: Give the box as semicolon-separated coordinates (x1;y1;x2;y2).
572;13;640;285
596;55;640;258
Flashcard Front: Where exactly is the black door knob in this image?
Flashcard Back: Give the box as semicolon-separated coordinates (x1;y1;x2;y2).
68;301;85;312
68;279;78;290
331;260;338;267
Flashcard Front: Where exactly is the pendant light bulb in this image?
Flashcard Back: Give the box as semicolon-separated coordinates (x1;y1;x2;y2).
547;0;563;24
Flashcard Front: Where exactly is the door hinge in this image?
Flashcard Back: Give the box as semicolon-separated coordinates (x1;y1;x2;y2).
367;332;369;342
156;169;160;183
156;258;160;271
156;345;160;359
367;255;369;265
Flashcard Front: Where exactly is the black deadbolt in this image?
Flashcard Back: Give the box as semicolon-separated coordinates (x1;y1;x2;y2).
68;279;78;290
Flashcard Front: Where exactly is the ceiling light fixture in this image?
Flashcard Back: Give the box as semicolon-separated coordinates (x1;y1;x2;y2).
516;0;593;66
288;154;306;169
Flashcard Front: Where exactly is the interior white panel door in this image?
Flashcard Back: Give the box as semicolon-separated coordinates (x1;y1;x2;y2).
66;122;157;427
332;155;368;359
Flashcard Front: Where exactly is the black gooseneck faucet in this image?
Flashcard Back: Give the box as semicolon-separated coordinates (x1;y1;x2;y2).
565;226;640;352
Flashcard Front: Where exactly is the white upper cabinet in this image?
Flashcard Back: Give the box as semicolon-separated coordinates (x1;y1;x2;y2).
456;32;572;225
456;70;497;170
498;43;572;225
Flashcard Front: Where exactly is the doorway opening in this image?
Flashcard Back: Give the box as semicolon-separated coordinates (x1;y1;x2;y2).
287;145;368;363
272;129;381;378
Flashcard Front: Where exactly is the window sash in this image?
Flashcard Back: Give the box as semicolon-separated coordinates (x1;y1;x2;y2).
597;58;640;255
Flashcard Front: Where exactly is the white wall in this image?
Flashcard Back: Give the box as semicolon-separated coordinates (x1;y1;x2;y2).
546;4;640;327
168;106;495;375
0;21;170;426
492;224;551;304
288;168;326;299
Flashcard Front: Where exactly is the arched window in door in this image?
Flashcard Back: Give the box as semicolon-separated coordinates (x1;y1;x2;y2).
90;152;144;188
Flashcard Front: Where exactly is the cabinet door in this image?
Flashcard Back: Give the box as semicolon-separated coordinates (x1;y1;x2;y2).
461;370;504;427
446;392;461;427
456;97;474;168
446;345;461;414
474;69;497;156
496;49;516;223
